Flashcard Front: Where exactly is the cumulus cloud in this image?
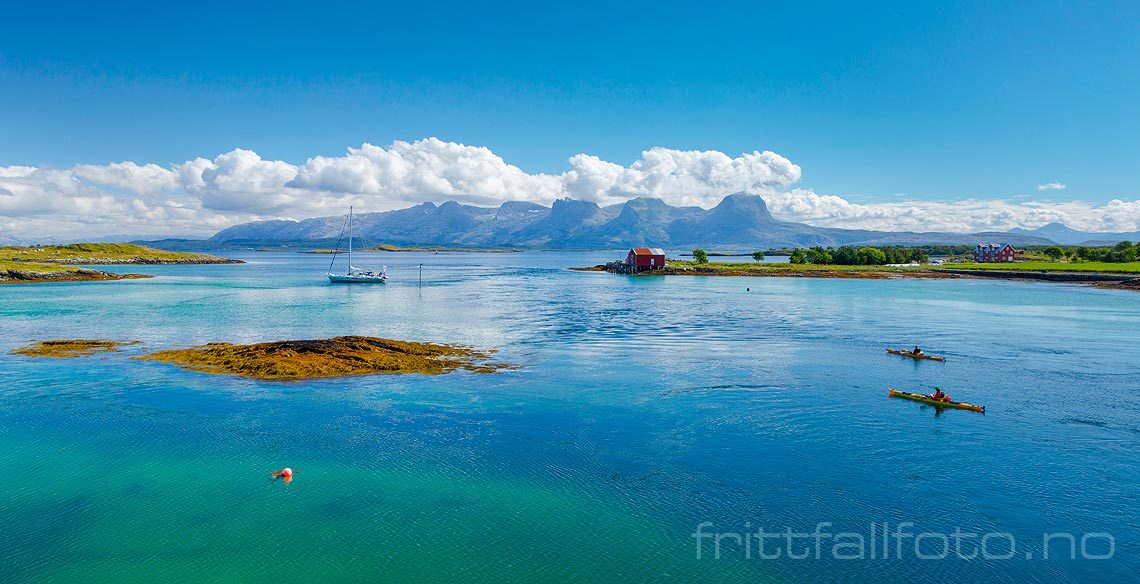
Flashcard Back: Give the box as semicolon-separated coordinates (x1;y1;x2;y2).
1037;182;1067;191
0;139;1137;240
765;189;1140;233
563;147;800;207
72;161;177;195
289;138;564;207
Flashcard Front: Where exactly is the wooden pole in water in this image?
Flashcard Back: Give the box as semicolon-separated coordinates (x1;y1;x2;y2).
419;263;423;286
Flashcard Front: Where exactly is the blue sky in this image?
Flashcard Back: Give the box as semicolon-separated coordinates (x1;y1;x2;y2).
1;1;1138;237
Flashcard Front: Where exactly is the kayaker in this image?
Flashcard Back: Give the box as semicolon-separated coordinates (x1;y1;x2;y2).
272;468;294;484
912;345;923;355
930;387;950;402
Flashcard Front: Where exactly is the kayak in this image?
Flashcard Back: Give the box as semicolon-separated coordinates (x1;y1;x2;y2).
888;388;985;413
886;348;945;362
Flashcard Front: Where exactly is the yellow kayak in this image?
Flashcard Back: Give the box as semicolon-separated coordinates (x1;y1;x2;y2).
888;388;985;413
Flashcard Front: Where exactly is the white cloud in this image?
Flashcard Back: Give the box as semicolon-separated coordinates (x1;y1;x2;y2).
72;161;177;195
766;189;1140;233
191;149;301;213
289;138;564;207
0;166;38;179
0;139;1137;240
1037;182;1067;191
563;147;800;207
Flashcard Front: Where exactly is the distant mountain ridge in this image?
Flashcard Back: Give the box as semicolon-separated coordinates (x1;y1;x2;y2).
1009;222;1140;246
210;193;1059;249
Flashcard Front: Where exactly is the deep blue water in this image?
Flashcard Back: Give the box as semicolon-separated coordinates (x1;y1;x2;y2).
1;251;1137;582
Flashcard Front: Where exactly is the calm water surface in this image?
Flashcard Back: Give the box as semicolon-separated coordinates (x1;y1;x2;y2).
1;251;1137;583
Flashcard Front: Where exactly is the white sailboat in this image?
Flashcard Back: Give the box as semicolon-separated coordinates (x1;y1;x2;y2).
327;206;387;283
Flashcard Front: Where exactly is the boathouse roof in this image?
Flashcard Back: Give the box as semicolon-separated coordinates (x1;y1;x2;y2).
629;247;665;256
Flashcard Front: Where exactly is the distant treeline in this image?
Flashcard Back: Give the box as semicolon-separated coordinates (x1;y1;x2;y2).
789;246;929;266
1027;242;1139;263
779;242;1140;265
768;244;975;257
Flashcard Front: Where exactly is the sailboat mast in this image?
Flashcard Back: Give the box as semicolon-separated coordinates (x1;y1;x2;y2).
347;205;353;271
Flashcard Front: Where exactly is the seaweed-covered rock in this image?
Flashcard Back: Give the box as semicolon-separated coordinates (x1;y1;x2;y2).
12;339;141;358
138;336;512;380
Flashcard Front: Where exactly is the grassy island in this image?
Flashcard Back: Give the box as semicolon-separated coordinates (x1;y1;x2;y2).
575;258;1140;290
0;243;240;283
661;260;943;277
0;260;149;284
574;260;950;280
0;243;243;265
12;339;142;358
307;243;521;253
137;335;513;380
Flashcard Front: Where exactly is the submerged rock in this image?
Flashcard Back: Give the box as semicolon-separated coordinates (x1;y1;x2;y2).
137;335;512;380
12;339;142;358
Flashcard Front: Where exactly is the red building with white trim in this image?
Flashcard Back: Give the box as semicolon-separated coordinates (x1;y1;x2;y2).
973;243;1022;263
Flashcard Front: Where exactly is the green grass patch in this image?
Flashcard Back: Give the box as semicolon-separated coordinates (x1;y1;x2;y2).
0;259;75;273
939;261;1140;273
0;243;235;264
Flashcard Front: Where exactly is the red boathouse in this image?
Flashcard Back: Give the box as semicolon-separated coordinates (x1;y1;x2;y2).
625;247;666;271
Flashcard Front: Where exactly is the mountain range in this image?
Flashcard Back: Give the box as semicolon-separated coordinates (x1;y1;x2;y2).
1008;223;1140;246
209;193;1062;249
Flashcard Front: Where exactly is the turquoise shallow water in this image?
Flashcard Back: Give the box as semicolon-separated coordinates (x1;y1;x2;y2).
1;251;1137;583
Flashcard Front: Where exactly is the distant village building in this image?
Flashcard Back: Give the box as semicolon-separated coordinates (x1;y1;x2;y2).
625;247;666;272
974;243;1022;263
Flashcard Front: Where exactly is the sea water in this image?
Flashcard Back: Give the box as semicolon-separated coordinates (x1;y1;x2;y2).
1;251;1136;583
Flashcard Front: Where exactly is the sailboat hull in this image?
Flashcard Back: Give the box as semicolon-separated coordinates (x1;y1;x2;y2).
327;273;387;283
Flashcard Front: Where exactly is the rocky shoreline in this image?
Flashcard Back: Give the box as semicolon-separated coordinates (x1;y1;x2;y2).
570;264;955;280
939;269;1140;290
